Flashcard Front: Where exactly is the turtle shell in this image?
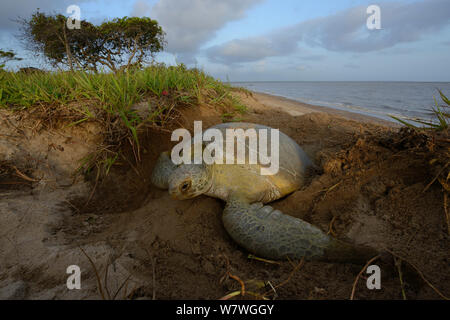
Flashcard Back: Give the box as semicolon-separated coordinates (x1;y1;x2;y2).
197;122;312;203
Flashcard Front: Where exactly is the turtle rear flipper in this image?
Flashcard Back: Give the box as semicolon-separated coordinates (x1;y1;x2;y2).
223;196;377;263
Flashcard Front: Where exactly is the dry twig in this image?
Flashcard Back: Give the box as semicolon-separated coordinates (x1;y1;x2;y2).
384;248;449;300
327;216;337;237
423;163;448;193
394;257;407;300
143;247;157;300
444;192;450;235
12;166;39;182
247;254;281;265
350;254;381;300
263;257;305;298
227;272;246;297
79;246;106;300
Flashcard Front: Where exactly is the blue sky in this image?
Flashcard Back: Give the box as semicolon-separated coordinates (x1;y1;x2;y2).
1;0;450;81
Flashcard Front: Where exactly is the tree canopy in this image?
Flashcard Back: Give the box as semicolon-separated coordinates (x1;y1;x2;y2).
20;11;165;72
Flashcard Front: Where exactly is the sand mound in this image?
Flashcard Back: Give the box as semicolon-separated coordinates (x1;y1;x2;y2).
0;93;448;300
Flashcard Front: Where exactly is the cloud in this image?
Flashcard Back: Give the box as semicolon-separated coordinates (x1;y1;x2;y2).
0;0;262;65
344;63;360;69
295;65;308;71
133;0;262;64
132;0;152;17
206;37;286;64
300;54;326;61
206;0;450;65
378;47;413;55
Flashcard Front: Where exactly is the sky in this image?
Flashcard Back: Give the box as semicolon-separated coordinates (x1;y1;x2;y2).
1;0;450;81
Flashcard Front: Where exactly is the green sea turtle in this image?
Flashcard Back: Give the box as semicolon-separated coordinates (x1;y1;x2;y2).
151;122;376;263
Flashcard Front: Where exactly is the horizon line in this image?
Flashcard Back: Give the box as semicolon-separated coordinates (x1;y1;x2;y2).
228;80;450;83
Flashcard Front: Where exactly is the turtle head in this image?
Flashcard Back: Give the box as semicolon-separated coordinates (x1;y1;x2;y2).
168;164;212;200
151;151;177;189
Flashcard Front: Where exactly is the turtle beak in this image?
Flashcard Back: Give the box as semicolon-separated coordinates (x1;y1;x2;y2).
168;187;178;199
169;187;186;200
168;187;193;200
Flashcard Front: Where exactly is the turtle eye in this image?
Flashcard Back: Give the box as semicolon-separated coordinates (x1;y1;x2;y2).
180;181;191;192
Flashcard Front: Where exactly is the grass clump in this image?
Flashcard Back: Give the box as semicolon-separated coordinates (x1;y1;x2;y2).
0;63;246;138
0;64;246;178
0;64;241;114
390;90;449;233
391;90;449;131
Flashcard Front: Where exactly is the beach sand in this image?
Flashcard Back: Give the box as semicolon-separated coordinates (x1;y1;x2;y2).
0;91;448;300
247;92;398;126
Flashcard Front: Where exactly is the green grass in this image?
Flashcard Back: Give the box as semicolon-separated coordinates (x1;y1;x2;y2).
0;64;247;178
0;64;239;113
0;64;247;143
391;90;450;131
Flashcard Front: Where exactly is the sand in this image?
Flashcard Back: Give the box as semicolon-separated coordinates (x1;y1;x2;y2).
0;91;448;300
247;92;398;127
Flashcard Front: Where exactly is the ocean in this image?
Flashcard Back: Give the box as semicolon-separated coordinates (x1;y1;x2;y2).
231;81;450;123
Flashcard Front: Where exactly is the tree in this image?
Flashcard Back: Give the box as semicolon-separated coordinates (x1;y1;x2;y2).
97;17;166;72
0;50;22;69
19;12;91;71
19;11;165;72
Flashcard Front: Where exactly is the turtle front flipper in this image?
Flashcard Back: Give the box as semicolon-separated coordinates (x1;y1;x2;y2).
151;151;178;189
222;196;377;263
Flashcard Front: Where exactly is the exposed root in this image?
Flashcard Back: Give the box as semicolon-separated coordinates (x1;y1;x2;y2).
324;181;342;197
0;162;36;188
12;166;39;182
327;216;337;237
218;254;247;299
312;181;342;213
227;272;246;297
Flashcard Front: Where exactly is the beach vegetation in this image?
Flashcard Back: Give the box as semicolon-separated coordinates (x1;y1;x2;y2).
391;90;449;131
0;64;246;177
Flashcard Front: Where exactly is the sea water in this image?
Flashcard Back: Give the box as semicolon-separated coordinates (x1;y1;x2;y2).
232;81;450;123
